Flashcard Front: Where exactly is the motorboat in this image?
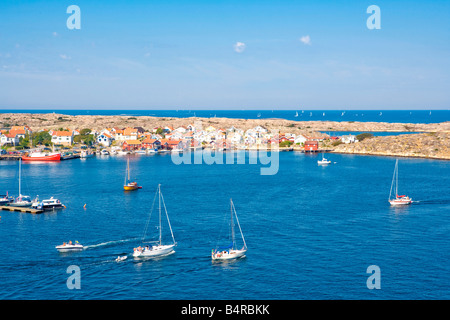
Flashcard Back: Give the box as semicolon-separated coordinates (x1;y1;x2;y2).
135;148;147;154
0;193;13;205
116;255;128;262
147;148;158;154
31;196;65;210
56;241;83;252
317;156;331;165
212;199;247;261
80;150;94;158
100;149;110;155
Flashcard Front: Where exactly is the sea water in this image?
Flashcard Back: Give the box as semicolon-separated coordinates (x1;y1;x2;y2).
0;152;449;299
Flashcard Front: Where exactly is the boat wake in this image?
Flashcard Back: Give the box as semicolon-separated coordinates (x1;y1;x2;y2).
84;238;139;250
412;199;450;205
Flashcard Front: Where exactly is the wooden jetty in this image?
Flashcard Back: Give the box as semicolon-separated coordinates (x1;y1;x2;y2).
0;205;44;214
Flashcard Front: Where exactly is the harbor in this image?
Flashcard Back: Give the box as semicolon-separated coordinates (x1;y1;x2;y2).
0;150;448;299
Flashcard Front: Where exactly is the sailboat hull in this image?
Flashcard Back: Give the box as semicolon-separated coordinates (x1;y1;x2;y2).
212;249;247;261
389;198;412;206
133;244;175;257
123;184;140;191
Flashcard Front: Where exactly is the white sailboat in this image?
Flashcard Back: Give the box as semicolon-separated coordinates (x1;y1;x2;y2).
212;199;247;261
132;184;176;258
10;159;32;207
294;111;298;118
389;159;412;206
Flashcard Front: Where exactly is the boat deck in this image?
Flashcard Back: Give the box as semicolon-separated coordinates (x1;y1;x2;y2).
0;205;44;214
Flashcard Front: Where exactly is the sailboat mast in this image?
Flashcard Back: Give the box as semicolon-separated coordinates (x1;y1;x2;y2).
127;157;130;181
395;160;399;197
19;158;21;196
230;198;235;249
159;184;162;245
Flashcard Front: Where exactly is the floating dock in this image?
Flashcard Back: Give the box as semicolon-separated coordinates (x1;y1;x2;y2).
0;206;44;214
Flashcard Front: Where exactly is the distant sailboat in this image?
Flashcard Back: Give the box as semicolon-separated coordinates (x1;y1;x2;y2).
123;157;141;191
133;184;176;258
212;199;247;261
389;159;412;206
257;113;261;118
294;111;298;118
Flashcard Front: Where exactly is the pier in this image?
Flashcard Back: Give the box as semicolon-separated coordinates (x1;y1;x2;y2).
0;205;44;214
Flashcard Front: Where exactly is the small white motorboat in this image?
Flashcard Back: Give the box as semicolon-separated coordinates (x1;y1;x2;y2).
32;196;65;210
80;150;94;158
115;255;128;262
100;149;109;155
317;157;331;165
56;241;83;252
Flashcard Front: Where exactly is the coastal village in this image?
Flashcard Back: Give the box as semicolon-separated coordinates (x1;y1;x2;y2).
0;113;449;160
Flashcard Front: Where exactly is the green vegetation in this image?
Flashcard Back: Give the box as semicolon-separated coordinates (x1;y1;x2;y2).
279;140;293;148
356;133;374;142
31;131;52;147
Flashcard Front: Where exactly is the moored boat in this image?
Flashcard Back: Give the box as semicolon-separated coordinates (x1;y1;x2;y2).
0;193;13;205
80;150;94;158
31;196;65;210
22;151;61;161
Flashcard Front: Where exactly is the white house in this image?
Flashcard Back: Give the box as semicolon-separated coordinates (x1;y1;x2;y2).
341;135;358;144
97;133;112;147
0;133;19;146
51;131;73;146
294;134;308;145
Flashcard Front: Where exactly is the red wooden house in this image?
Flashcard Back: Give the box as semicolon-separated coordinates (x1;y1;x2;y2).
304;140;318;152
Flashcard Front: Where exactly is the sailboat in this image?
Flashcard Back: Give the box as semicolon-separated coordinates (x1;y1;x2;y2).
294;111;298;118
389;159;412;206
212;199;247;261
123;157;141;191
10;159;33;207
133;184;176;258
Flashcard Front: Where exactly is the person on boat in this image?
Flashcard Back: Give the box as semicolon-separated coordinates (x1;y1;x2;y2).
69;240;73;245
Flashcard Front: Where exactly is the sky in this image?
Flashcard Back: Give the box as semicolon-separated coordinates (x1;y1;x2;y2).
0;0;449;110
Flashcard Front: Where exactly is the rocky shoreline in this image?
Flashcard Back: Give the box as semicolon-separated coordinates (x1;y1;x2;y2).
1;112;449;160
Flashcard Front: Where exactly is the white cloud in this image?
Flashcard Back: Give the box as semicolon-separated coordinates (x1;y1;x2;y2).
59;54;71;60
299;35;311;45
234;42;246;53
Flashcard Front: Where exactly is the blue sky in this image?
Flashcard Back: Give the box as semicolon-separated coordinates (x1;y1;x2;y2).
0;0;449;110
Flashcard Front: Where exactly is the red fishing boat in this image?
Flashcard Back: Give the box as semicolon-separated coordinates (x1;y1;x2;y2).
22;151;61;161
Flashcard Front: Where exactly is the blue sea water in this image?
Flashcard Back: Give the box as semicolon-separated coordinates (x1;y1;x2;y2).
1;109;449;124
0;152;449;300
